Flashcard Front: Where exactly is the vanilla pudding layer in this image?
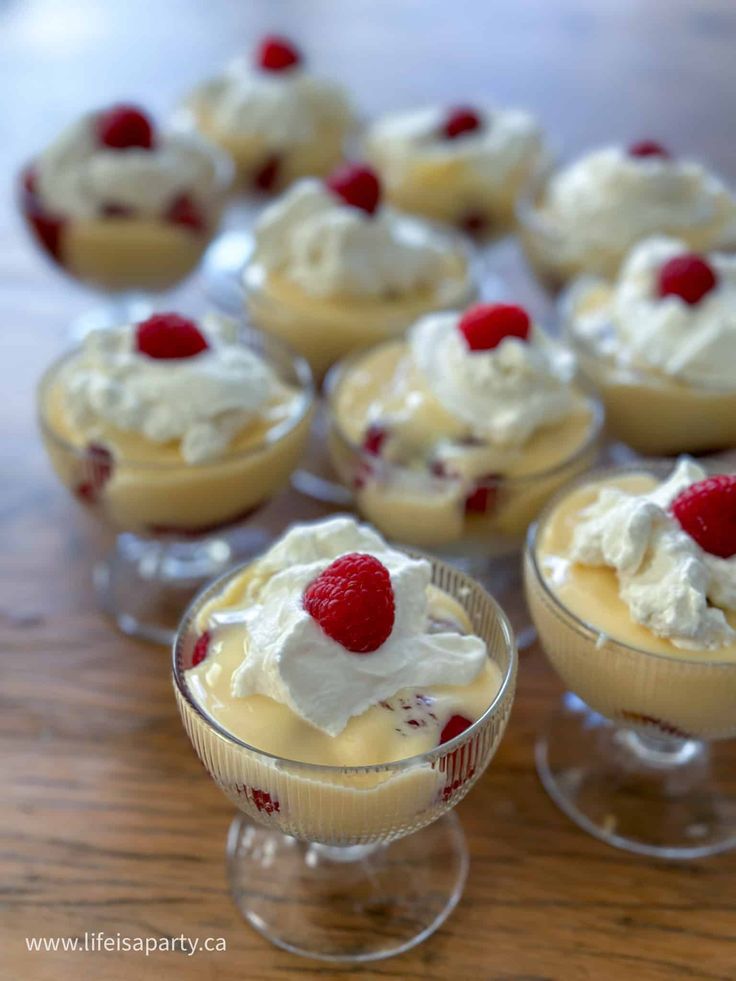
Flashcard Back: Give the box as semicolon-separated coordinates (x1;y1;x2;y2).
42;371;312;533
244;252;474;381
61;217;215;292
565;281;736;457
527;473;736;740
175;558;513;844
329;341;599;551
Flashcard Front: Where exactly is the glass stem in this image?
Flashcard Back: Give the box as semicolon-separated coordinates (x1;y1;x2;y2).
118;532;233;584
306;842;384;865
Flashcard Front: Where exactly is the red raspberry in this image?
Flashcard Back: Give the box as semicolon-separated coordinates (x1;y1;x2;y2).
442;107;483;140
96;105;155;150
165;193;205;233
252;154;281;192
75;442;113;503
251;788;280;815
191;631;210;667
440;714;473;744
303;552;395;653
658;254;718;305
326;163;381;215
464;476;498;515
458;303;531;352
671;474;736;559
361;423;388;456
256;35;302;72
135;313;209;360
629;140;670;159
459;209;488;238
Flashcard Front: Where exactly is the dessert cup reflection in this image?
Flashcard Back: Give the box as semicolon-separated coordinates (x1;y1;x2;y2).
173;517;516;961
525;459;736;858
38;315;313;644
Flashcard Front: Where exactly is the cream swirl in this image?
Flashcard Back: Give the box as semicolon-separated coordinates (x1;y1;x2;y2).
251;179;454;299
570;236;736;389
366;105;543;188
543;147;736;257
35;112;225;219
570;458;736;650
216;516;487;736
193;62;353;147
60;316;278;464
409;311;576;447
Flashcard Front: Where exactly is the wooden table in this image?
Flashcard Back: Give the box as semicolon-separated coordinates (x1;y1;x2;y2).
3;2;736;978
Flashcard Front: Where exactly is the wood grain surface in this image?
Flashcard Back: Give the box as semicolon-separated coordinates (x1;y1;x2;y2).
2;1;736;978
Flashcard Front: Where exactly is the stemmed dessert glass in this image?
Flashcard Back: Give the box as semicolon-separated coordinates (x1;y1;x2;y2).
19;136;234;339
525;461;736;859
37;325;314;645
325;344;604;646
173;557;517;962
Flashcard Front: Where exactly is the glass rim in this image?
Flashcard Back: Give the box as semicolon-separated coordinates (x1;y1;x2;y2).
172;549;518;775
560;276;736;396
525;457;736;669
324;336;605;488
36;320;315;472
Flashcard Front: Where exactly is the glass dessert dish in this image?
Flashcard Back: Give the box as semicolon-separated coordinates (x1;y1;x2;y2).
173;543;517;962
562;236;736;456
20;104;233;338
186;35;356;309
325;303;604;645
38;320;314;644
364;103;546;242
517;144;736;295
525;459;736;858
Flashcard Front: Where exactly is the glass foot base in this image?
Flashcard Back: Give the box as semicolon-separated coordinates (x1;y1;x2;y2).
94;528;269;645
70;294;153;342
202;230;254;314
536;694;736;859
226;811;468;962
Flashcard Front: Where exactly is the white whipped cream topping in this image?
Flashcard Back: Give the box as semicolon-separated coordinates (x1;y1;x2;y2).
543;147;736;257
410;310;577;447
366;105;542;187
224;516;487;736
252;179;455;299
61;316;279;463
571;236;736;389
570;458;736;650
35;112;224;219
194;61;353;147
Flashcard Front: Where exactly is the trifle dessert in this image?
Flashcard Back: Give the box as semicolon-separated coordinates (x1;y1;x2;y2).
365;103;545;238
20;104;232;295
188;35;355;192
518;140;736;290
327;302;602;554
563;236;736;455
243;163;477;380
525;457;736;857
174;514;516;961
38;311;313;642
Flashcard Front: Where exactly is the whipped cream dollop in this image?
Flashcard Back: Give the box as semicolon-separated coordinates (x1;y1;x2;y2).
570;458;736;650
367;105;543;186
194;61;353;146
61;316;279;463
543;147;736;257
35;112;224;219
251;179;456;299
570;236;736;389
222;516;487;736
410;311;577;447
